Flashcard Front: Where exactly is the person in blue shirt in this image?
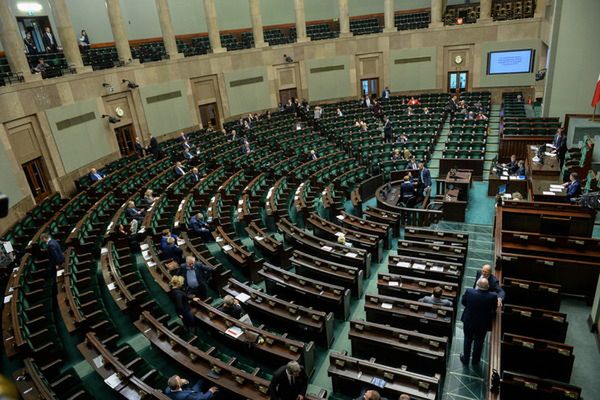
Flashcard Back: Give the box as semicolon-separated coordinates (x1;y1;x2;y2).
89;168;104;182
176;256;213;299
563;172;581;201
160;229;179;251
164;375;218;400
473;264;505;306
189;213;212;242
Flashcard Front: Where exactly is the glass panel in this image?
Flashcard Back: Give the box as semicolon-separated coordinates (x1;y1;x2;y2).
459;72;468;89
449;73;457;89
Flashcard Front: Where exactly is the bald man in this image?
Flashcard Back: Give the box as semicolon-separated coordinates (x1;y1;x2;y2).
474;264;505;306
460;278;498;366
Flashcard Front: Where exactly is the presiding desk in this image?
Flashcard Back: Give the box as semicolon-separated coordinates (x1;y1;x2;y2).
530;178;567;202
488;172;528;197
526;146;560;177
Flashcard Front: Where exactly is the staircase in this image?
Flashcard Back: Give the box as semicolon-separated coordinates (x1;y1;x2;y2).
483;105;501;180
431;220;495;400
428;120;451;180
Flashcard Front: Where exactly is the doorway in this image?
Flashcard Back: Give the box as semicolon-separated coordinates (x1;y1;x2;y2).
448;71;469;93
199;103;220;130
361;78;379;97
114;124;137;156
279;88;297;106
22;157;52;203
17;16;52;55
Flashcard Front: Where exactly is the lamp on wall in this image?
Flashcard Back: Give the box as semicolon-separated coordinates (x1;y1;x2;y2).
122;79;139;89
102;82;114;93
102;114;121;124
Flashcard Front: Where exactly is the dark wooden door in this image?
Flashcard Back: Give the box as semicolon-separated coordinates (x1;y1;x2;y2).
114;124;137;156
199;103;220;129
279;88;297;105
22;157;52;203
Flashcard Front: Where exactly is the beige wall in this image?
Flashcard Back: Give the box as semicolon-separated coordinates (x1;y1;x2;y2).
1;18;546;221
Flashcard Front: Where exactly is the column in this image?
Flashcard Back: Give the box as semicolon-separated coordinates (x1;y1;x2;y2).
383;0;397;32
430;0;444;28
478;0;492;21
203;0;225;53
249;0;267;48
106;0;135;64
338;0;351;37
50;0;91;73
294;0;309;43
155;0;182;59
534;0;547;19
0;1;39;81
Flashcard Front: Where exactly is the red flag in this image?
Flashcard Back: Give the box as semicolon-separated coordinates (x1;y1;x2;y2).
593;73;600;108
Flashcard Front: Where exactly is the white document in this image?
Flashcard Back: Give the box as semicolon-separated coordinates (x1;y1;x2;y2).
139;244;149;251
107;283;116;291
549;188;563;192
413;263;426;270
104;373;122;389
345;252;358;258
222;244;233;252
381;303;393;310
321;245;333;252
542;191;556;196
550;184;564;189
235;293;251;303
142;251;151;260
100;247;109;255
3;241;14;253
388;281;399;287
225;326;244;338
396;261;411;268
4;295;12;304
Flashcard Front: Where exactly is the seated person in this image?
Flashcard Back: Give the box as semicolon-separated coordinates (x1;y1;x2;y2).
337;234;352;248
160;229;179;251
176;256;213;299
142;189;158;207
220;295;244;319
503;154;518;175
125;201;145;222
402;148;412;160
161;237;183;264
189;213;212;242
422;107;430;115
419;286;453;307
190;167;202;184
408;96;421;106
407;156;418;170
33;58;49;73
395;134;408;145
354;389;386;400
309;149;318;161
563;172;581;201
391;149;402;161
400;175;416;203
183;148;194;161
89;168;104;182
164;375;218;399
475;112;488;121
513;160;526;176
174;161;186;176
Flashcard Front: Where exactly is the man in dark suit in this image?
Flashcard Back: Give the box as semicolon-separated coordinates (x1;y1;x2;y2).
400;175;416;205
125;201;145;222
174;162;186;176
474;264;505;305
381;86;391;100
418;162;432;193
135;138;144;158
269;361;308;400
189;213;212;242
40;233;64;270
190;167;202;184
177;256;213;299
89;168;104;182
161;237;183;264
504;154;518;175
42;26;58;52
407;157;418;170
164;375;218;399
178;132;188;142
383;116;393;144
354;389;386;400
461;278;498;366
563;172;581;201
552;128;567;168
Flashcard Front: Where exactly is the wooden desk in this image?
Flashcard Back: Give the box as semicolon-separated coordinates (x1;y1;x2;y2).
488;173;528;197
444;170;471;201
526;146;560;177
530;177;567;202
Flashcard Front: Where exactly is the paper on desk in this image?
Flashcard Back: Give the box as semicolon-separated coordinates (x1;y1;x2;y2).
336;215;345;220
396;261;411;268
93;355;104;368
345;252;358;258
321;245;333;252
334;231;344;237
104;373;121;389
142;251;151;260
549;188;563;192
222;244;233;252
431;266;444;272
550;184;564;189
100;247;108;255
381;303;393;310
4;295;12;304
225;326;244;338
544;152;556;157
107;283;116;291
413;263;426;270
177;239;185;246
255;236;264;241
542;191;556;196
388;281;399;287
500;176;508;181
236;292;251;303
3;241;13;253
147;261;156;268
140;244;149;250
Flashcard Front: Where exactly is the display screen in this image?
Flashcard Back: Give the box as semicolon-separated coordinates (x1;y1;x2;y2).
487;49;535;75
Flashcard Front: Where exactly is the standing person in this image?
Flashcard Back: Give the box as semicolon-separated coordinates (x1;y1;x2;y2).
79;30;90;51
40;233;65;271
381;86;391;100
474;264;505;306
23;31;38;54
148;137;160;158
169;276;198;331
269;361;308;400
135;137;145;158
42;26;58;52
460;278;498;366
552;128;568;169
177;256;213;300
383;117;393;144
418;162;432;194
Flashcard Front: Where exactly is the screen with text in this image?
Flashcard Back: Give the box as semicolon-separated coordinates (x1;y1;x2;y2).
487;49;534;75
